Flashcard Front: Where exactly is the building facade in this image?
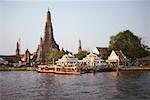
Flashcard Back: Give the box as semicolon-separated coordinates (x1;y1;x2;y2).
107;50;128;67
56;54;79;66
81;53;107;69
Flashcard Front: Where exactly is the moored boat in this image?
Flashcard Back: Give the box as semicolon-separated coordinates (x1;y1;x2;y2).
36;65;81;75
36;54;81;75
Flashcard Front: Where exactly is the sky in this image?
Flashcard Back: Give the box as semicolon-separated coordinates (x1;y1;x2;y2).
0;0;150;55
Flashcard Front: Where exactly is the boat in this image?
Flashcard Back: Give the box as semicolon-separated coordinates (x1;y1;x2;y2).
36;65;55;73
36;64;81;75
36;54;81;75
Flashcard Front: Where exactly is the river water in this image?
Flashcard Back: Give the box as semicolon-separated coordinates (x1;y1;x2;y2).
0;71;150;100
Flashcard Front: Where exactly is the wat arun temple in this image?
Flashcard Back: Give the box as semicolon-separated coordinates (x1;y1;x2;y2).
36;9;60;62
0;9;60;65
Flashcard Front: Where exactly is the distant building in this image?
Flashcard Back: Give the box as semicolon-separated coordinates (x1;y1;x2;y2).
92;47;107;58
0;41;22;67
135;56;150;66
0;42;35;67
78;39;82;53
36;8;60;63
107;50;128;67
81;53;107;68
0;55;22;67
0;57;8;65
56;54;79;66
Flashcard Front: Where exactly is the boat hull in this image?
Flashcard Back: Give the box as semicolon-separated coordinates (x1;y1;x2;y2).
54;71;80;75
36;69;54;73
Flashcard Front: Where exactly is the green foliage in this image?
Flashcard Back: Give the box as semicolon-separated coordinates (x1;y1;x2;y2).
46;48;65;63
74;50;89;60
107;30;150;60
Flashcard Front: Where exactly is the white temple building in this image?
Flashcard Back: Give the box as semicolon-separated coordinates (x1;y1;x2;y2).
56;54;79;66
107;50;128;66
80;53;107;68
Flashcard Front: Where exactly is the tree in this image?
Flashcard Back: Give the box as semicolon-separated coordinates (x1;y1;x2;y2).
46;48;65;64
74;50;89;60
107;30;150;60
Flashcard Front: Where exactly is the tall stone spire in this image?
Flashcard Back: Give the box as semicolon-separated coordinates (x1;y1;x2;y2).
25;49;30;65
40;8;59;62
78;39;82;53
36;37;43;62
16;41;20;56
16;41;21;61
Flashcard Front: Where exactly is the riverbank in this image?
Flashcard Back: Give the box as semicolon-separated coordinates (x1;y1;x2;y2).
120;66;150;71
0;65;150;72
82;66;150;73
0;65;35;71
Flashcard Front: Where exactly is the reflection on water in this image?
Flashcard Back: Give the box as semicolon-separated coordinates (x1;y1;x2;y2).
0;71;150;100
